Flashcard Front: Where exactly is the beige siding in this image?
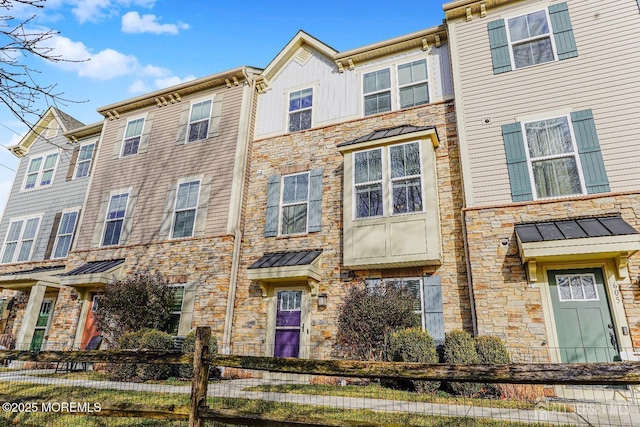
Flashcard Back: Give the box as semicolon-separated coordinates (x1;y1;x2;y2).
75;84;245;249
450;0;640;207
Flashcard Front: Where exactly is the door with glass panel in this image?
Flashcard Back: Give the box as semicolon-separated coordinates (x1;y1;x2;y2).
274;290;303;358
30;298;54;351
548;269;618;363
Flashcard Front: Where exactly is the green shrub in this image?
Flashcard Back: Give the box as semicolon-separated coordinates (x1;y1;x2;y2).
111;329;149;381
475;336;511;364
443;329;481;396
388;328;440;393
137;330;173;380
178;330;218;379
475;335;511;394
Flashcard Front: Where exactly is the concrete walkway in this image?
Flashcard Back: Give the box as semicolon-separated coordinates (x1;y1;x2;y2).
1;370;639;426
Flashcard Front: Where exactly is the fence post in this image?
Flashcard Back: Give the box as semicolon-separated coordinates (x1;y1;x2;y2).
189;326;210;427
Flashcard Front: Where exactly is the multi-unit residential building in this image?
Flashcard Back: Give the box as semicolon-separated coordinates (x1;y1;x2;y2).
444;0;640;362
0;107;94;350
0;0;638;364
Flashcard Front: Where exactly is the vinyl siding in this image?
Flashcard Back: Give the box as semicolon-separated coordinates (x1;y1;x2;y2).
450;0;640;207
255;45;453;138
0;132;92;261
75;84;246;249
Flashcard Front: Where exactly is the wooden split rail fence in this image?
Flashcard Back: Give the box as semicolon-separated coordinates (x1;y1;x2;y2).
0;326;639;426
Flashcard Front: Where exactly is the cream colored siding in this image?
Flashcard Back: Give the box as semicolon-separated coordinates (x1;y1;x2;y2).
431;45;454;100
255;48;358;137
75;84;245;249
450;0;640;207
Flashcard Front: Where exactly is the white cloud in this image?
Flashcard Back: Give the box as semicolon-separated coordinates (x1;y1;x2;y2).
70;0;158;24
121;11;189;35
154;75;196;90
139;64;172;78
127;80;149;93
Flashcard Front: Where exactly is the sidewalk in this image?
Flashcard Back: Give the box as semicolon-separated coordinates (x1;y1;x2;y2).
1;369;639;426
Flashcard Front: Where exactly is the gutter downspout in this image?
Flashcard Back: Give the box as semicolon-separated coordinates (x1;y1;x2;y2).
222;68;257;354
461;208;478;336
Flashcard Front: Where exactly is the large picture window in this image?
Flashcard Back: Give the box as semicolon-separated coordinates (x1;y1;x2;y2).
102;193;129;246
523;116;583;199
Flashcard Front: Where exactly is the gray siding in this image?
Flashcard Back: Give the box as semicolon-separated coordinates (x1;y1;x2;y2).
0;130;94;262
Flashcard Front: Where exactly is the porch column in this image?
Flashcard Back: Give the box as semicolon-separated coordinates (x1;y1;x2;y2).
15;283;46;350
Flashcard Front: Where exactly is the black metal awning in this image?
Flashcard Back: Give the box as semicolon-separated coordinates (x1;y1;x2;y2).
515;216;638;243
249;250;322;269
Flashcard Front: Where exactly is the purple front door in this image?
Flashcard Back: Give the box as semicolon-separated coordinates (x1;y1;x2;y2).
274;290;302;358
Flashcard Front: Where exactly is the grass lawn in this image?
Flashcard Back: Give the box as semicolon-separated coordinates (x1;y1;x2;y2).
244;383;573;413
0;381;576;427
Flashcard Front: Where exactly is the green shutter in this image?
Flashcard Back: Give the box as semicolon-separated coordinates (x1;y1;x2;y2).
549;2;578;60
264;174;281;237
487;19;512;74
571;109;609;194
423;275;444;344
502;123;533;202
307;168;323;233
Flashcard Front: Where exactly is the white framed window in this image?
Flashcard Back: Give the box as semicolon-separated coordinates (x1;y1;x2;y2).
52;210;79;259
23;152;59;190
45;121;59;138
365;277;424;320
557;274;599;301
74;143;95;179
187;100;212;143
1;216;41;263
288;88;313;132
172;180;200;239
166;285;185;335
523;115;584;199
280;172;309;235
354;141;423;219
398;59;429;109
102;193;129;246
363;68;392;116
506;9;556;69
121;118;144;157
279;290;302;312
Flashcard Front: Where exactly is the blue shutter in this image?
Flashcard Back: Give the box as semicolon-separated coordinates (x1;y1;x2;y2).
264;175;281;237
487;20;512;74
307;168;323;233
423;275;444;344
571;110;609;194
502;123;533;202
549;2;578;60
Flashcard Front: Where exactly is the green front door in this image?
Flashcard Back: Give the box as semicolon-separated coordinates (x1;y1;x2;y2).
549;269;618;363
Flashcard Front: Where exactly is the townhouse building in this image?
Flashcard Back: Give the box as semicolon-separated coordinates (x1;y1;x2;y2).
229;28;471;358
0;107;97;350
444;0;640;362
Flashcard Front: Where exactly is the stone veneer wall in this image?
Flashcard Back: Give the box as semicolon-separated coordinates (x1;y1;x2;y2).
231;100;471;357
464;192;640;357
46;235;236;347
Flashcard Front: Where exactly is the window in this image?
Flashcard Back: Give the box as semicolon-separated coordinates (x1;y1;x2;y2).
24;153;58;189
354;142;423;218
557;274;598;301
74;143;95;179
280;172;309;235
102;193;129;246
166;285;185;335
121;118;144;157
488;3;577;74
288;88;313;132
365;278;423;314
1;217;40;263
52;210;78;259
354;149;383;218
398;59;429;109
507;10;555;69
363;69;391;116
172;181;200;239
523;116;583;199
187;100;212;143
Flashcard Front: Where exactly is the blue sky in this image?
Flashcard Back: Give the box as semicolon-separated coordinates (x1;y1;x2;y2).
0;0;447;210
